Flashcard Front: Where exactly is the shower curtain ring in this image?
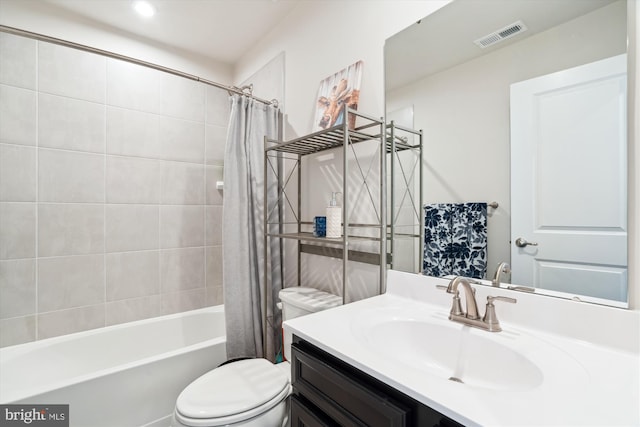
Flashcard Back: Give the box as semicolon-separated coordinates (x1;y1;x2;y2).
241;84;253;96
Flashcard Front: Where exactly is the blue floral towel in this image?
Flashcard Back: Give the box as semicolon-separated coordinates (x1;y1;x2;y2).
423;203;487;279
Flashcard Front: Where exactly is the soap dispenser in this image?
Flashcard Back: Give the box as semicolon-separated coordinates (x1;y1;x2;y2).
326;192;342;238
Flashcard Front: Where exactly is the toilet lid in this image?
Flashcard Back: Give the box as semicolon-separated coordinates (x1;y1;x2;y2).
176;358;289;421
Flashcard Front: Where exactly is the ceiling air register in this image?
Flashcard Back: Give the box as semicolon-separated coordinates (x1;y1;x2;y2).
474;20;528;48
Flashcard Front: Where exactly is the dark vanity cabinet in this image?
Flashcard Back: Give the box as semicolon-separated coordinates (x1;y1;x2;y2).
290;336;463;427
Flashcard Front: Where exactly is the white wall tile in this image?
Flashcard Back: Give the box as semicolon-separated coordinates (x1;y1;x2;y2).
38;204;104;257
106;107;161;158
206;246;223;288
38;42;106;103
0;33;234;343
160;205;204;248
106;156;160;204
160;74;204;122
205;285;224;307
0;315;35;347
105;295;161;326
105;204;159;252
0;85;36;145
38;149;105;203
0;202;36;259
206;86;230;126
159;117;204;163
205;206;223;246
161;289;206;315
205;124;227;166
39;93;105;153
205;165;224;205
160;247;205;293
106;58;160;113
38;254;105;312
161;161;204;205
106;250;159;301
0;143;36;201
37;304;104;340
0;33;36;90
0;258;36;319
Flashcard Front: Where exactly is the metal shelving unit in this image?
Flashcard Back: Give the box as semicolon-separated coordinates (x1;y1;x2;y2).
263;108;386;304
386;121;424;275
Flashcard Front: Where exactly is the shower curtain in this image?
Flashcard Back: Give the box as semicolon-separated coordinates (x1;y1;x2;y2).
223;94;282;360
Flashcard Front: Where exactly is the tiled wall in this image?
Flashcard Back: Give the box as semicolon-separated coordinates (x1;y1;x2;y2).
0;32;229;347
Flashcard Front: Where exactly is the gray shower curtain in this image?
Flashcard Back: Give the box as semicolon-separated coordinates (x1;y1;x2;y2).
223;94;282;360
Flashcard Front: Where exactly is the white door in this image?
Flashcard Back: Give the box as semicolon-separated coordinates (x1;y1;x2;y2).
510;54;627;303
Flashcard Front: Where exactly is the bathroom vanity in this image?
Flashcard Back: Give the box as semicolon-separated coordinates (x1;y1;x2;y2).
284;270;640;426
290;337;461;426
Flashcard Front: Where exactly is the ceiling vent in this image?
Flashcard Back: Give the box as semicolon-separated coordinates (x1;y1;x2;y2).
474;20;528;49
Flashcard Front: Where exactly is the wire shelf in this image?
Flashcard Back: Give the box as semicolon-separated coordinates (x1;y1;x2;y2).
266;126;380;156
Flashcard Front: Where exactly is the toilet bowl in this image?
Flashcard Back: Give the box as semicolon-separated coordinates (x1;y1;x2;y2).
172;287;342;427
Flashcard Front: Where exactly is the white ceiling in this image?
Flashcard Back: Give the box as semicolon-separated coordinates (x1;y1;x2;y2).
385;0;619;91
35;0;299;64
6;0;620;78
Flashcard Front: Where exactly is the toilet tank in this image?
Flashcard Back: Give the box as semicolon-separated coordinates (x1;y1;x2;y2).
279;287;342;321
278;287;342;360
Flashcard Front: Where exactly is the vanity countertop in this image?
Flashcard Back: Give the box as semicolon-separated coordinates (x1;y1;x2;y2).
284;270;640;426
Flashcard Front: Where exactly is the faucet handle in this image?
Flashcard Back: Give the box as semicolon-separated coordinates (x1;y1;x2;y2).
482;295;517;332
487;295;517;305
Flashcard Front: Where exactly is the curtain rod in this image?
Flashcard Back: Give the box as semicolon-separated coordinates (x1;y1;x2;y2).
0;25;279;108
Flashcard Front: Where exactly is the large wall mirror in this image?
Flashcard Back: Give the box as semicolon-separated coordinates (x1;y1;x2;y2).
385;0;629;307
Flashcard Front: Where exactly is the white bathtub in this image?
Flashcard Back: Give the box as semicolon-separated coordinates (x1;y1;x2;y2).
0;306;226;427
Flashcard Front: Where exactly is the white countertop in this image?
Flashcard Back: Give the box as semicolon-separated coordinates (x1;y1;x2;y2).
284;270;640;426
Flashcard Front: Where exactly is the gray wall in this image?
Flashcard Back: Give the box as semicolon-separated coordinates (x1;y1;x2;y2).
0;32;229;347
386;1;626;278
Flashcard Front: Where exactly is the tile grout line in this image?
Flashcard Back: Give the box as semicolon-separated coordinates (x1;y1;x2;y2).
34;39;39;343
203;85;208;306
157;77;163;317
103;56;108;328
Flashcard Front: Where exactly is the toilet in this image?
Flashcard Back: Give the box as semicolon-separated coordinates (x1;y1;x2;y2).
172;287;342;427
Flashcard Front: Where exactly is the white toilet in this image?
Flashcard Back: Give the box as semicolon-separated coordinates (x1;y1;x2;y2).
172;287;342;427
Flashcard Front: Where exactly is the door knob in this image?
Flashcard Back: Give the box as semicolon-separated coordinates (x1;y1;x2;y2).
515;237;538;248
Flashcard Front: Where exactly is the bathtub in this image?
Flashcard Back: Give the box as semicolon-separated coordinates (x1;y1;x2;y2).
0;306;226;427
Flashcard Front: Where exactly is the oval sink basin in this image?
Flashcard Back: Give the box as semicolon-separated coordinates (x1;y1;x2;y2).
352;307;586;392
369;319;542;391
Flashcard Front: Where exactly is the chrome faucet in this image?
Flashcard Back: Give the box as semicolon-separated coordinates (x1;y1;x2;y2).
491;262;511;287
443;276;517;332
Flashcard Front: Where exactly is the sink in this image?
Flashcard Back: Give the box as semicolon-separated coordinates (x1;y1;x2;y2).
366;318;542;391
352;306;587;392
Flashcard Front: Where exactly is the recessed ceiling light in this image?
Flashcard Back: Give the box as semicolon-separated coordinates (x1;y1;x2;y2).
132;0;156;18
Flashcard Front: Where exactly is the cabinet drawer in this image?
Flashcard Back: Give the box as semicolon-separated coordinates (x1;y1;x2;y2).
290;395;340;427
292;341;410;427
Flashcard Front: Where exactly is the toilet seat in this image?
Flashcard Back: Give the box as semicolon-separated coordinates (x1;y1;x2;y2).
175;358;290;427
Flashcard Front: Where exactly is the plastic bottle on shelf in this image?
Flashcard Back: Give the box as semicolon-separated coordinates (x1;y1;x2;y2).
326;192;342;238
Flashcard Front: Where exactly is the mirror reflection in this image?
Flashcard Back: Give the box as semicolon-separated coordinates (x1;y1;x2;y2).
385;0;628;306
